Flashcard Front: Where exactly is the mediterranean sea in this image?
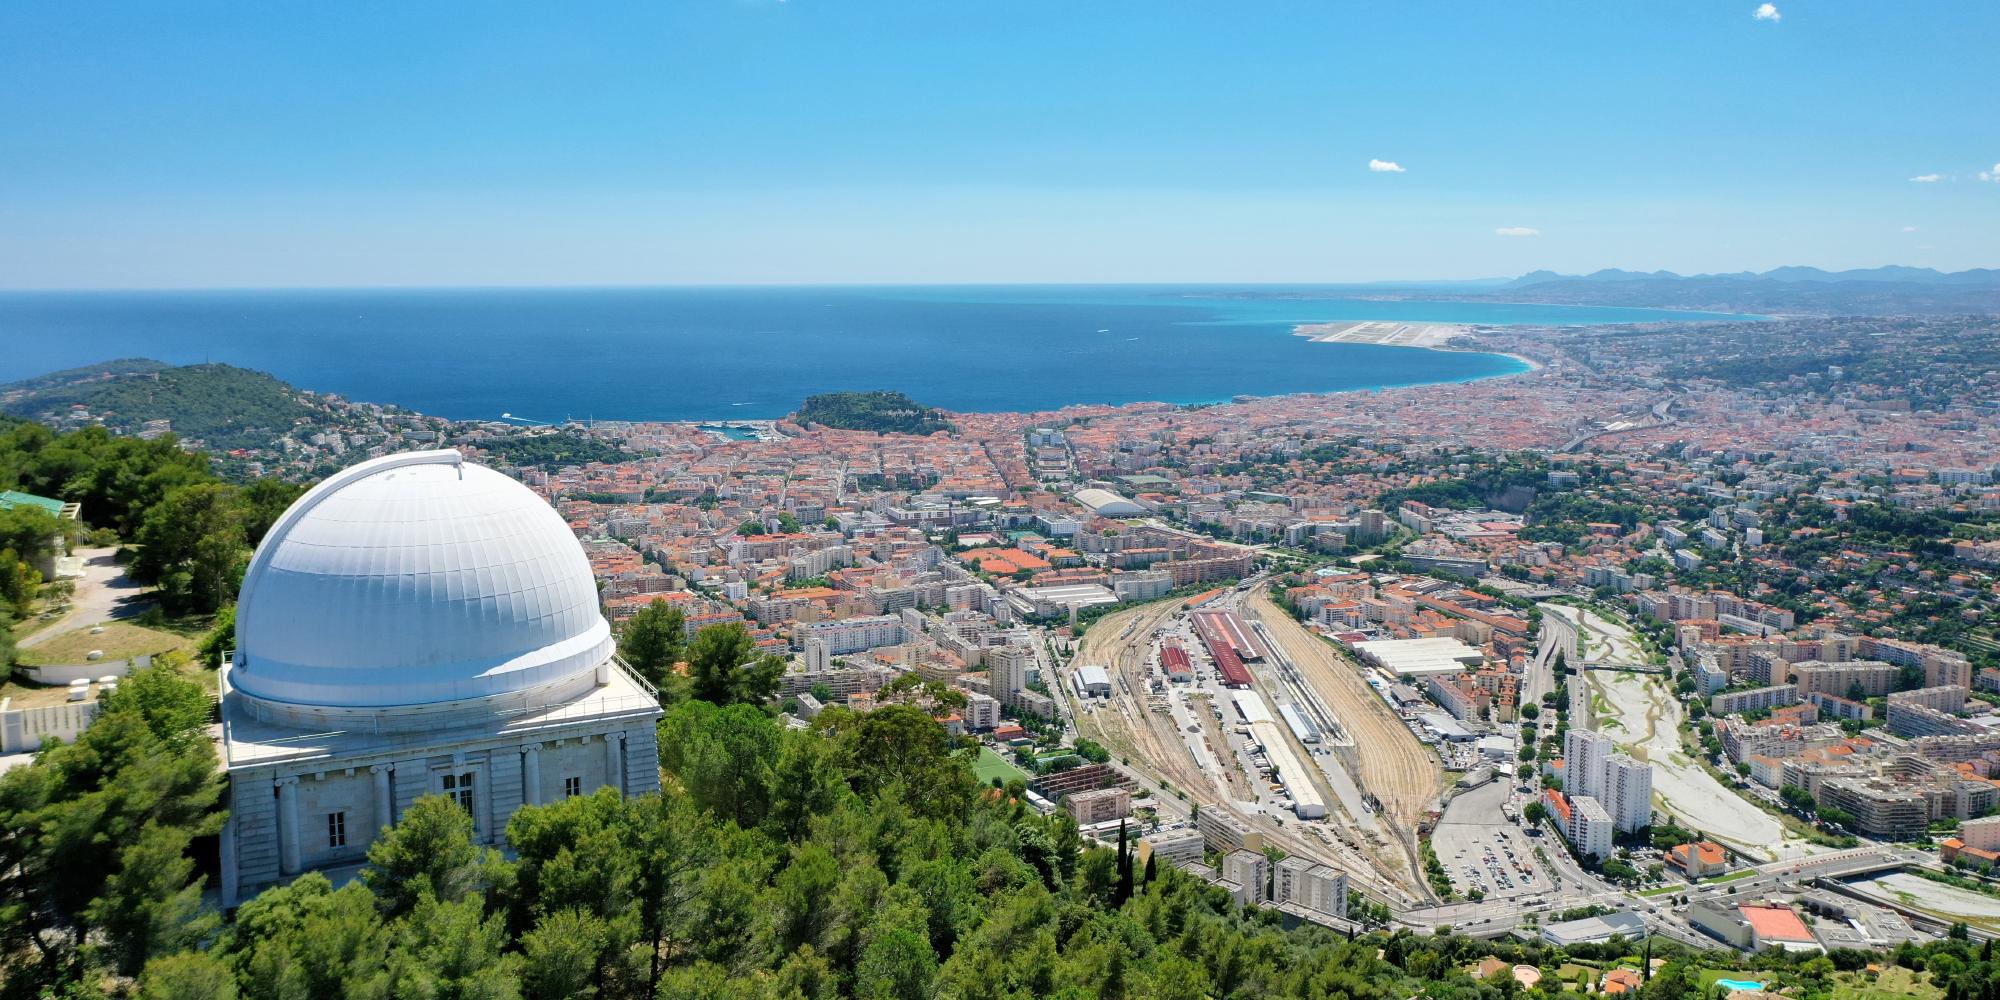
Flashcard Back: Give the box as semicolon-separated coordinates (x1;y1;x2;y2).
0;286;1739;422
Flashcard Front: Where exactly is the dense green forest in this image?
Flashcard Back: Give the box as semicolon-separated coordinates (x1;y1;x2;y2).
0;421;303;659
794;392;956;436
475;430;636;471
9;656;2000;1000
1;363;323;453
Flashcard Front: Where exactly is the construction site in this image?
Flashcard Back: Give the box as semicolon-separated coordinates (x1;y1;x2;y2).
1061;583;1447;906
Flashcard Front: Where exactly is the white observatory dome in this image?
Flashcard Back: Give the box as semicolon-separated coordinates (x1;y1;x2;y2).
230;449;613;725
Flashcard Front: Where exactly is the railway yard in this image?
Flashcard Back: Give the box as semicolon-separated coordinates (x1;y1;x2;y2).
1060;583;1446;905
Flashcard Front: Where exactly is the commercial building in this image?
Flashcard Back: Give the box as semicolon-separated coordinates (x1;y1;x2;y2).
1689;902;1822;953
1064;787;1132;825
1112;570;1174;602
1073;664;1112;698
218;451;664;906
1350;637;1485;677
1192;609;1258;688
1540;910;1648;947
1073;488;1145;517
1015;583;1120;617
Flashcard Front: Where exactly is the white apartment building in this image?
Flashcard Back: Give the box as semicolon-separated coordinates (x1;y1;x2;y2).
1221;849;1270;904
987;643;1036;710
801;636;830;674
961;691;1000;731
799;615;907;655
1274;855;1350;917
1602;754;1654;833
1564;729;1611;800
1567;795;1616;860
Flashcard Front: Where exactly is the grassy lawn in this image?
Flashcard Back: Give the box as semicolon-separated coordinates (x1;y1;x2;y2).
1833;966;1940;1000
1707;868;1759;884
1636;884;1681;897
9;609;61;641
14;621;193;667
1554;964;1598;989
973;746;1029;786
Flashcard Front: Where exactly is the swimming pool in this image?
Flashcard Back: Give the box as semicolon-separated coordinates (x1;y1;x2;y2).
1714;980;1764;992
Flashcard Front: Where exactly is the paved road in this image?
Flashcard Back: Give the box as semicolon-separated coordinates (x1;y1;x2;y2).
17;547;150;648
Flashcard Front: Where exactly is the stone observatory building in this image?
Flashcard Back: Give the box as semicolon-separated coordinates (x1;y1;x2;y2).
218;449;662;905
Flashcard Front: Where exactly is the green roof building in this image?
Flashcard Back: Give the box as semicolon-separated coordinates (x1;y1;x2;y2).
0;490;75;518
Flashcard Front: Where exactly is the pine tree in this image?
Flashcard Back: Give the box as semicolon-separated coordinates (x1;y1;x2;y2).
1114;819;1133;906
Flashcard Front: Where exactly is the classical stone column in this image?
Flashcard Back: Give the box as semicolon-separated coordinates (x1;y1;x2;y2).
371;764;394;834
522;744;543;806
276;776;302;875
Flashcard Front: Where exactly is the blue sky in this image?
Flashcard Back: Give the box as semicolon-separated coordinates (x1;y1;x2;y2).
1;2;1994;288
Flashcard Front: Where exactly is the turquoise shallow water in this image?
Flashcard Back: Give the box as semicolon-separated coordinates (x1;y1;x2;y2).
0;285;1738;421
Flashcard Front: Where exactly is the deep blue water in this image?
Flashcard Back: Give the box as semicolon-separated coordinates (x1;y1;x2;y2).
0;286;1739;422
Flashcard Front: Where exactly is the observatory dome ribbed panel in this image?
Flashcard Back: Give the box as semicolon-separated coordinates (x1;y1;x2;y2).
232;450;613;710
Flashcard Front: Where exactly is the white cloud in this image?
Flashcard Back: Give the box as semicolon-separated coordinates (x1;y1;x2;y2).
1979;163;2000;182
1902;225;1919;232
1753;3;1780;21
1494;227;1540;237
1368;159;1406;173
1909;173;1942;183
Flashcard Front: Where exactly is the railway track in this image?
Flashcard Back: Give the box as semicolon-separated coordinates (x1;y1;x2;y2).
1245;590;1442;898
1065;596;1422;906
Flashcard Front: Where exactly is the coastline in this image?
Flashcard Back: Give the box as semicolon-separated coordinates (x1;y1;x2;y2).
1292;320;1545;375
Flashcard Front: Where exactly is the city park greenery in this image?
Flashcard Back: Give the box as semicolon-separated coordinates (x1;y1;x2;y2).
474;429;636;472
794;391;956;437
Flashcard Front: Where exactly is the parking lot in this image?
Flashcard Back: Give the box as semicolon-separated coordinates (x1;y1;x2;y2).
1429;778;1548;902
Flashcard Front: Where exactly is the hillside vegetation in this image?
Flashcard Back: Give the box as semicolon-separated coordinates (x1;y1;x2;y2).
475;429;635;470
0;361;317;453
795;390;956;435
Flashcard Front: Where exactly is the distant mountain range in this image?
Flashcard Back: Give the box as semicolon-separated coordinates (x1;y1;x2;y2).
1468;265;2000;314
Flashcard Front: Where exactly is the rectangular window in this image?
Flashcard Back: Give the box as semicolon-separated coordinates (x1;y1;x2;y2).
328;811;347;848
563;776;582;798
441;771;476;816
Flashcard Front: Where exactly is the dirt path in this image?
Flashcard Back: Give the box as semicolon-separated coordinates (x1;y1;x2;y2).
18;547;152;648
